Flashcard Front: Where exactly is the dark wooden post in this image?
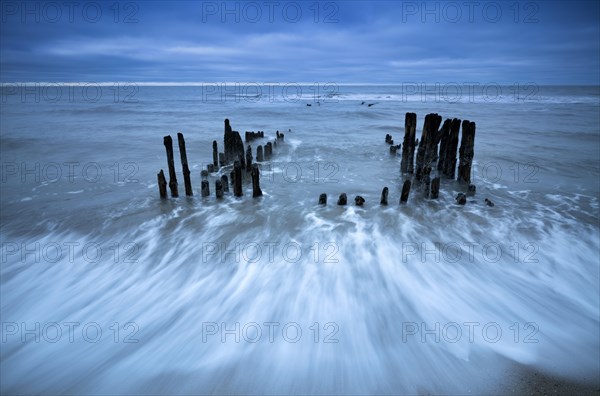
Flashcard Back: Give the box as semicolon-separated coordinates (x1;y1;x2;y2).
458;120;476;184
415;113;443;183
246;145;253;171
157;170;167;198
401;112;417;174
443;118;461;179
224;119;233;164
215;179;223;198
221;175;229;192
467;184;476;196
256;145;264;162
355;196;365;206
380;187;388;205
177;133;193;196
201;170;210;197
430;177;440;199
337;193;347;205
400;180;411;203
233;161;243;197
265;142;272;160
212;140;219;170
318;193;327;205
163;135;179;197
456;193;466;205
251;163;262;197
219;153;225;168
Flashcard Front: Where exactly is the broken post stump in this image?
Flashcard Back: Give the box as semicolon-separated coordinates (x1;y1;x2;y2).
251;163;262;198
163;135;179;197
157;170;167;199
467;184;476;196
458;120;476;184
207;164;215;173
456;193;467;205
177;133;193;196
201;170;210;197
400;180;411;203
265;142;272;160
337;193;347;205
318;193;327;205
430;177;440;199
221;175;229;192
233;161;243;197
215;179;223;198
381;187;389;205
256;145;264;162
355;196;365;206
390;145;397;155
401;112;417;174
485;198;495;207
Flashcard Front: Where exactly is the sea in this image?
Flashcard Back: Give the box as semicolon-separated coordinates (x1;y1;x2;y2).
1;83;599;394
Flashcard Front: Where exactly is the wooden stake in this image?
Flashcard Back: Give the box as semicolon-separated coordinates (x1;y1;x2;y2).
163;135;179;197
233;161;243;197
251;163;262;198
337;193;347;205
400;180;411;203
256;145;264;162
157;169;167;199
215;179;223;198
201;170;209;197
221;175;229;192
430;177;440;199
401;112;417;174
212;140;219;169
458;120;476;184
246;145;253;171
318;193;327;205
380;187;389;205
176;133;193;196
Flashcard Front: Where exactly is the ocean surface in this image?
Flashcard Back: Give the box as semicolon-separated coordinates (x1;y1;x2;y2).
1;84;599;394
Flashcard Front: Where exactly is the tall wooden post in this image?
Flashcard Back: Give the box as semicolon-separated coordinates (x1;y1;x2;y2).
401;112;417;174
380;187;389;205
176;133;193;196
163;135;178;197
256;145;264;162
212;140;219;170
400;180;411;203
221;175;229;192
443;118;461;179
251;164;262;198
246;145;253;171
458;120;476;184
233;161;243;197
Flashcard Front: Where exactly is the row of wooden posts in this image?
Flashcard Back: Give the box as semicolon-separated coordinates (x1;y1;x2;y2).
316;112;485;206
157;119;284;200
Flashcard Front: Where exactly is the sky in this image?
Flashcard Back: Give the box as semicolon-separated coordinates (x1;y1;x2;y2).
1;0;599;84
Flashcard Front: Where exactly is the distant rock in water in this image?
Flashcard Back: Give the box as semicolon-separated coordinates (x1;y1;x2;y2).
368;103;375;107
306;103;312;107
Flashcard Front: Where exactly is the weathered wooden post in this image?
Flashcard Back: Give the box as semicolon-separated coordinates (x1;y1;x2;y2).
251;163;262;198
246;145;253;171
163;135;179;197
415;113;443;183
201;170;210;197
215;179;224;198
400;180;411;203
221;175;229;192
157;170;167;198
256;145;264;162
458;120;476;184
380;187;388;205
318;193;327;205
456;193;466;205
485;198;494;207
212;140;219;170
265;142;272;160
233;161;243;197
176;133;193;196
219;153;225;168
401;112;417;174
390;145;397;155
443;118;461;178
224;119;233;164
337;193;347;205
355;196;365;206
207;164;215;173
230;170;235;187
430;177;440;199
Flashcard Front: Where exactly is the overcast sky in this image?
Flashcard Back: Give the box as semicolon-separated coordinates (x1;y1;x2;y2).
1;0;598;84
